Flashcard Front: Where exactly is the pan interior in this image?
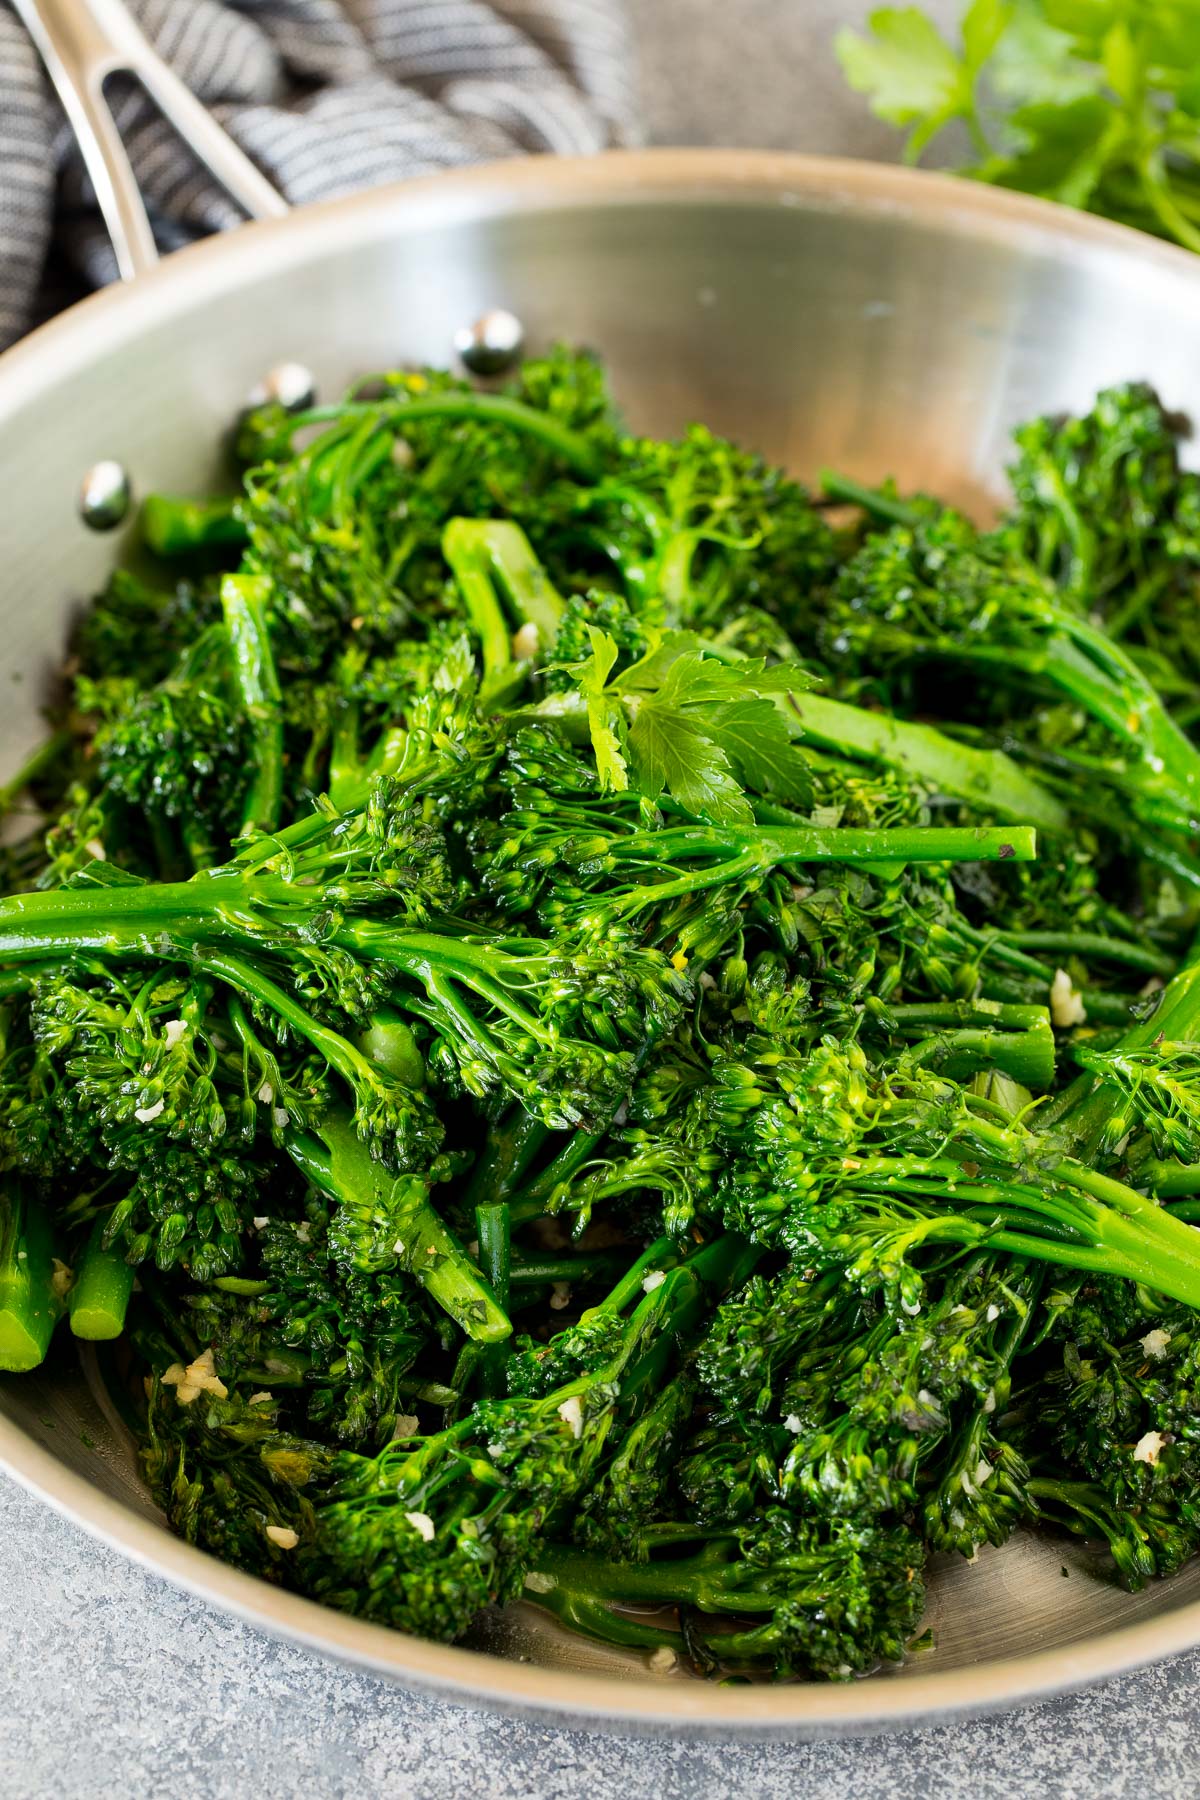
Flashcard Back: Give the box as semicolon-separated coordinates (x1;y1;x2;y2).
4;153;1200;1721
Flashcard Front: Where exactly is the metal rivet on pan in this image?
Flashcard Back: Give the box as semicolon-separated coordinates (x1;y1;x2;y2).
453;310;525;377
247;361;317;413
79;460;132;531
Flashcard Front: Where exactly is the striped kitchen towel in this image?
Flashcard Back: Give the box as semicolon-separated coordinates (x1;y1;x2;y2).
0;0;640;350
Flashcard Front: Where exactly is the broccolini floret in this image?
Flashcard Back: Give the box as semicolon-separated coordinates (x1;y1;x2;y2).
8;355;1200;1680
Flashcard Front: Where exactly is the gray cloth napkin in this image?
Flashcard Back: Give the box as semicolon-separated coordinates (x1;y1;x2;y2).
0;0;640;349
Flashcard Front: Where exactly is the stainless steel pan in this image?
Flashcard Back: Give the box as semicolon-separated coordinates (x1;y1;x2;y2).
6;0;1200;1739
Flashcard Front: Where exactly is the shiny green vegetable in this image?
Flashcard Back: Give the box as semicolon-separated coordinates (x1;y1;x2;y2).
5;351;1200;1678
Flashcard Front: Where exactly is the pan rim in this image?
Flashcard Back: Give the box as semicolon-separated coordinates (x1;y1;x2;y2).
5;145;1200;1732
4;145;1200;420
6;1407;1200;1736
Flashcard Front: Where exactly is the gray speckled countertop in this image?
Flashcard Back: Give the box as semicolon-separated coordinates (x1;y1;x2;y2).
6;5;1199;1795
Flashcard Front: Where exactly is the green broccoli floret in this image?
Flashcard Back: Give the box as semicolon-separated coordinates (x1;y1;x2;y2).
15;351;1200;1679
526;1510;925;1679
142;1233;756;1641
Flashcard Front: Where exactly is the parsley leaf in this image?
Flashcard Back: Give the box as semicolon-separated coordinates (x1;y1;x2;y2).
989;3;1093;105
704;697;817;802
627;699;749;825
575;627;629;794
961;0;1011;69
980;95;1119;206
836;0;1200;255
835;8;974;160
561;632;813;825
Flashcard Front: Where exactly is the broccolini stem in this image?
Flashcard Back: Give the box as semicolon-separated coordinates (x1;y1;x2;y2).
509;1251;628;1285
474;1201;511;1398
916;917;1143;1026
287;1108;511;1344
327;703;363;812
895;616;1200;837
132;1269;201;1363
339;927;563;1047
582;1234;681;1322
235;1352;458;1406
1121;951;1200;1046
507;1126;607;1215
353;1008;426;1089
532;1538;743;1607
1137;153;1200;257
190;944;390;1107
1106;568;1175;643
1024;1477;1162;1587
237;723;416;855
475;1204;511;1306
784;690;1068;832
0;892;607;1077
603;846;772;917
221;574;284;834
463;1108;549;1211
993;931;1175;978
289;393;602;479
68;1219;135;1341
444;520;520;705
878;999;1056;1085
444;519;565;676
596;1234;760;1406
901;1022;1055;1089
617;822;1037;866
1145;1169;1200;1200
0;1184;65;1372
527;676;1065;837
0;730;72;818
1057;954;1200;1155
507;1238;753;1452
523;1579;685;1655
819;470;922;525
836;1144;1200;1305
368;725;411;784
141;494;247;558
443;1342;485;1423
886;1000;1050;1030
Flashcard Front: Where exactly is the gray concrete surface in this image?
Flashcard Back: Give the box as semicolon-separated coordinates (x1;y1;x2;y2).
4;4;1195;1796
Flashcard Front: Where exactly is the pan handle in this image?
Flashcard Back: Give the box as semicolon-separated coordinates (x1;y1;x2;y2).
12;0;288;282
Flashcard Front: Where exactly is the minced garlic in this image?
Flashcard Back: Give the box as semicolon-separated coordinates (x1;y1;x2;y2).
162;1346;228;1405
1049;968;1087;1028
556;1395;584;1439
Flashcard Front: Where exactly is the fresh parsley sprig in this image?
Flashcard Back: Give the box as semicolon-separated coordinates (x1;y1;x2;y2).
837;0;1200;254
564;627;814;826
